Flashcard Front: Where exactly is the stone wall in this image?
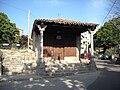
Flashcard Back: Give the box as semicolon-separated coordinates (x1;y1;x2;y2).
1;49;37;75
1;49;93;76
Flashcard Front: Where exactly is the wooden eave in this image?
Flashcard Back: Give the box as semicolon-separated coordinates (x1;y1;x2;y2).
31;18;99;38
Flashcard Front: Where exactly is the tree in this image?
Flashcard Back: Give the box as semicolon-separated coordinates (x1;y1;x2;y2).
19;35;32;48
19;35;28;48
110;0;120;16
94;17;120;53
0;12;20;45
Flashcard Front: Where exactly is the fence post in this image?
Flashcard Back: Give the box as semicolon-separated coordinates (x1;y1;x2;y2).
0;51;3;76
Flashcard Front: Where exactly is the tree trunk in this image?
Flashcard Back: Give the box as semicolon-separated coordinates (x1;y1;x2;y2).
103;46;107;54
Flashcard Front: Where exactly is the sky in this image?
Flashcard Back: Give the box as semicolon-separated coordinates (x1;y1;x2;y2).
0;0;113;35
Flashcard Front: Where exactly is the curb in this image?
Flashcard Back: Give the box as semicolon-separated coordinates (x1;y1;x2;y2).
0;74;42;83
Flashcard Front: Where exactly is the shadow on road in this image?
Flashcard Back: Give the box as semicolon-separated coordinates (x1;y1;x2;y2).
87;60;120;90
0;75;87;90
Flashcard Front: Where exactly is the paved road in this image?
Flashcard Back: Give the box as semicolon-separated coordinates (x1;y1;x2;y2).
87;60;120;90
0;71;100;90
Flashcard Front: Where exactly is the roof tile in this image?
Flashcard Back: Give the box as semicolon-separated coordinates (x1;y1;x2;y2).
36;18;98;26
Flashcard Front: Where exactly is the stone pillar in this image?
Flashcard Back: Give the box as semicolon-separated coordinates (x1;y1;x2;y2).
89;30;96;70
39;27;44;63
88;30;94;56
36;24;47;75
76;34;81;62
90;31;94;56
79;34;82;62
76;36;79;61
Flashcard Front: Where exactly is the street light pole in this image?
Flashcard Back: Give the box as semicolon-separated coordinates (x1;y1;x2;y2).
28;10;30;49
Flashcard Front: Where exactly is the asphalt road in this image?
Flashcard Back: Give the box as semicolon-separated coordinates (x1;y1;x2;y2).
87;60;120;90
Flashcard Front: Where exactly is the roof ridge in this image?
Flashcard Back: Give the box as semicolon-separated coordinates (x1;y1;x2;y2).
35;18;99;26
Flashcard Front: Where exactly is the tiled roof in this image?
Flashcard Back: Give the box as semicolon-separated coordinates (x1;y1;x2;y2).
35;18;98;26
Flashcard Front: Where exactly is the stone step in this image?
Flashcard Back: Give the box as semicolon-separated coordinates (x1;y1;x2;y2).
45;63;90;75
45;68;90;77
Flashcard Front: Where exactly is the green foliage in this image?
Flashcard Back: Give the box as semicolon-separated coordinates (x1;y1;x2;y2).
105;47;118;56
0;12;20;44
19;35;28;48
0;49;3;55
94;16;120;53
19;35;32;48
